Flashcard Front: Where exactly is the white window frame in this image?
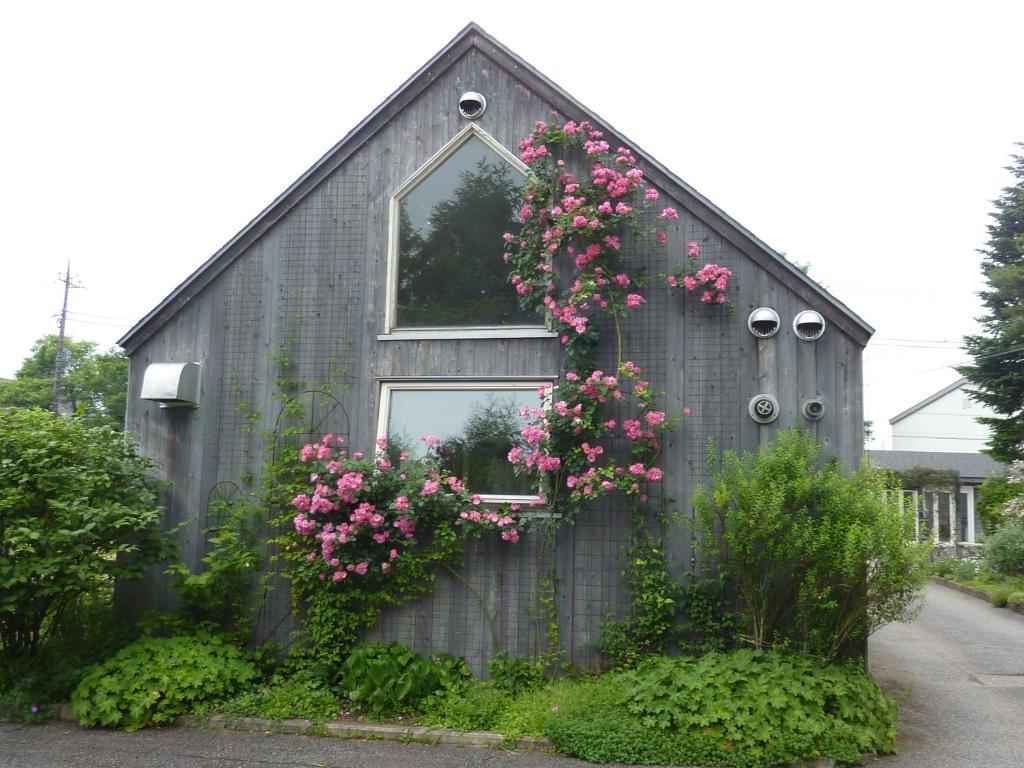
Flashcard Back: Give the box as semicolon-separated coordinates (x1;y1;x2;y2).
382;123;552;338
376;379;551;504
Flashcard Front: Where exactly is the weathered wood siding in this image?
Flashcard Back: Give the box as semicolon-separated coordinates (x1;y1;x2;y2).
123;46;865;673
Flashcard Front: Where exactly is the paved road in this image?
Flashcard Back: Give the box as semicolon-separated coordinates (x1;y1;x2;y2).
868;581;1024;768
0;722;593;768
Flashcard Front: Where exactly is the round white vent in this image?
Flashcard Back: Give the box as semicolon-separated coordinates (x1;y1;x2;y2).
748;394;780;424
458;92;487;120
802;399;825;421
748;307;780;338
793;310;825;341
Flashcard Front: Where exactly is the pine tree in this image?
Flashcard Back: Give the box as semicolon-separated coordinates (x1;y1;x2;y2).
958;146;1024;461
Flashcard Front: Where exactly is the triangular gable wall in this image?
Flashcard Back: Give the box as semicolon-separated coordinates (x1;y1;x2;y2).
119;22;872;354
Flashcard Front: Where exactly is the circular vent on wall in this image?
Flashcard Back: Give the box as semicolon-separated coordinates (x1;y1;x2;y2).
748;307;780;338
802;399;825;421
458;92;487;119
748;394;780;424
793;310;826;341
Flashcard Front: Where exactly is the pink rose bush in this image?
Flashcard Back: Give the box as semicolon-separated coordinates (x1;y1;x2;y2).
506;118;733;366
288;434;519;587
665;244;733;305
507;362;682;510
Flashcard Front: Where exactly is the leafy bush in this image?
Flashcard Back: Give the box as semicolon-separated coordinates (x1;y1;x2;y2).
976;471;1023;533
693;430;930;660
488;651;544;695
545;651;897;767
220;671;339;723
0;589;123;721
1007;591;1024;609
338;642;470;716
0;408;171;660
949;558;980;582
933;558;954;577
984;521;1024;576
71;633;257;730
165;495;262;640
989;587;1013;607
598;530;733;668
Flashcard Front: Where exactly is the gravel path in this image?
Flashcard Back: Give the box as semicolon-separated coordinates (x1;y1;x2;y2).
867;580;1024;768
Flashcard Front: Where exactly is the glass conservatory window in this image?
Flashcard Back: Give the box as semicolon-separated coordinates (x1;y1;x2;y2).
377;382;544;500
392;133;542;329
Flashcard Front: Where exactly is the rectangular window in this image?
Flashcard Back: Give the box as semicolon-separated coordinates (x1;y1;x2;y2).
376;381;547;502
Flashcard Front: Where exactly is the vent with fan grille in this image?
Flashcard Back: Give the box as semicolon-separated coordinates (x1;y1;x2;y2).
747;307;780;338
793;310;825;341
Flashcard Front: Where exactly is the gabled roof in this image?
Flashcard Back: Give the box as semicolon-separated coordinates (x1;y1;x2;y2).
119;22;874;354
889;378;969;425
867;449;1003;484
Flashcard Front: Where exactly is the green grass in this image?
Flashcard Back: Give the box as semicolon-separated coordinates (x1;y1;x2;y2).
958;575;1024;595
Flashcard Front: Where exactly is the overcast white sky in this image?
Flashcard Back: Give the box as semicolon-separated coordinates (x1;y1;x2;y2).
2;1;1021;448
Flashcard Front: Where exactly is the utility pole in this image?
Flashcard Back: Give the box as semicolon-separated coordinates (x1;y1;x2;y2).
52;261;75;414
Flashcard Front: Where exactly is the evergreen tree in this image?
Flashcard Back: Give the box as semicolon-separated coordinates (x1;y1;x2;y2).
958;147;1024;461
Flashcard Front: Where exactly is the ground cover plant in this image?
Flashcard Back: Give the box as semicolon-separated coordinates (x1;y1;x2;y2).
421;650;896;766
70;633;258;731
544;651;896;767
218;669;341;724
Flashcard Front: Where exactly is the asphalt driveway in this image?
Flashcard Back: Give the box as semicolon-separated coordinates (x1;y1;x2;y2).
868;580;1024;768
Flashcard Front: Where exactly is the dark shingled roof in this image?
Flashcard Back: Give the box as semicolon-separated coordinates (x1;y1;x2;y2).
117;21;873;354
867;449;1005;484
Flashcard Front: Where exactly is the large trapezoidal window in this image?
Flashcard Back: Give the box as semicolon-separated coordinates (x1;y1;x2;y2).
393;132;541;328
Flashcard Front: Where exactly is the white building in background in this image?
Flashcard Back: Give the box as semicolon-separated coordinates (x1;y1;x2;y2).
870;378;1004;547
890;378;996;453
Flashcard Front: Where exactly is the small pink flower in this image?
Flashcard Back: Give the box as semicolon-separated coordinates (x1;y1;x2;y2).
659;207;679;220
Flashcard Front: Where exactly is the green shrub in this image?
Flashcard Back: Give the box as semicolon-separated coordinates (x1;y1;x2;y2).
949;558;980;582
933;558;954;577
71;634;257;730
0;588;127;722
976;471;1023;533
339;643;470;717
0;408;171;661
1007;591;1024;609
488;651;544;695
693;430;930;661
220;671;339;723
989;587;1013;607
545;651;897;768
984;522;1024;576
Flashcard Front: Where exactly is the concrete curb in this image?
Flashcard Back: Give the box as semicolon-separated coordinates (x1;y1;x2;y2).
931;576;1024;616
182;713;554;751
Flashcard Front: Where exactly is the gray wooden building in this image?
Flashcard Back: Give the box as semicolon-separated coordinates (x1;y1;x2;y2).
117;23;873;673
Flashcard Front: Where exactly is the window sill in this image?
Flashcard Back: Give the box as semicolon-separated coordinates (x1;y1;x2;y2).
378;328;557;341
